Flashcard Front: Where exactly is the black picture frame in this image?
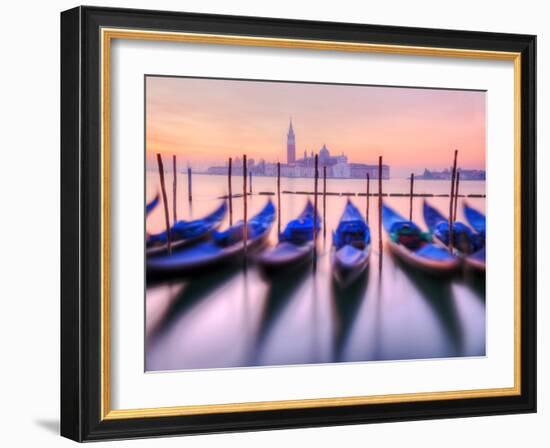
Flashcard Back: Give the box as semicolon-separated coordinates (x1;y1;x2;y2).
61;5;536;442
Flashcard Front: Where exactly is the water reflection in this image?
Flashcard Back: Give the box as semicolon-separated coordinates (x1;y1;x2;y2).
463;270;486;301
145;282;184;339
399;263;464;356
331;271;368;362
151;264;241;337
252;264;334;367
256;265;311;349
146;266;265;371
145;174;486;371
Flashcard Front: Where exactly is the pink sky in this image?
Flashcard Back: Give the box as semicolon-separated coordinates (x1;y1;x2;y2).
146;76;486;177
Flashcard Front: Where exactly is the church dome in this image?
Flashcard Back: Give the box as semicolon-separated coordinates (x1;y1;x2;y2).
319;144;330;160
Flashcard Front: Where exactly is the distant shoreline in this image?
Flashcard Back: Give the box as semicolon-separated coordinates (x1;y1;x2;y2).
145;169;486;181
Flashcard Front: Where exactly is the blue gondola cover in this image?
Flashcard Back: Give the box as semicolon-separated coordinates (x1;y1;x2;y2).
464;204;486;236
214;200;275;246
148;201;227;245
423;201;482;252
333;200;370;249
279;200;320;245
382;203;456;262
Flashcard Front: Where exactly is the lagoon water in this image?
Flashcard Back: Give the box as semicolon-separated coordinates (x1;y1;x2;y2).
145;173;486;371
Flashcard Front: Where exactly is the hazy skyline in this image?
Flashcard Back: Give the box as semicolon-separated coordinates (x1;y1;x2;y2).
146;76;486;177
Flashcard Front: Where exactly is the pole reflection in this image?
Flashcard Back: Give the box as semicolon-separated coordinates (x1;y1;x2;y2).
331;271;369;362
145;178;486;372
252;264;311;365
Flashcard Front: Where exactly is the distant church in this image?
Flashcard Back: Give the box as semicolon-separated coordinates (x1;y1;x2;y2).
286;120;346;168
284;119;389;179
206;119;390;179
287;119;296;164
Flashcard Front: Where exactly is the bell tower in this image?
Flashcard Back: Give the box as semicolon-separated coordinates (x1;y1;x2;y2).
287;119;296;165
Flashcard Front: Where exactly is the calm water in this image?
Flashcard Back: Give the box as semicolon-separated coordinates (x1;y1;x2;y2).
145;173;486;371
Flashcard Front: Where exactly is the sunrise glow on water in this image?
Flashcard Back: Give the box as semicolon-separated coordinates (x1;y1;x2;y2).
144;76;486;372
145;174;485;371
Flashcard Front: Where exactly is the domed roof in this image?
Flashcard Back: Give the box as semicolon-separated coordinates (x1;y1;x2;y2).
319;144;330;158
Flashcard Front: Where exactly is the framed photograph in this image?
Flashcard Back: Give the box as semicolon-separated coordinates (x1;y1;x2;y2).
61;6;536;441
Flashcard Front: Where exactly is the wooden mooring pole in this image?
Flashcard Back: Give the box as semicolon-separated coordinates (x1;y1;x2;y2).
172;155;177;224
366;172;370;223
323;165;327;240
409;173;414;221
277;162;281;235
187;166;193;204
448;150;458;252
243;155;248;253
313;154;319;241
453;171;460;223
156;153;171;254
378;156;383;257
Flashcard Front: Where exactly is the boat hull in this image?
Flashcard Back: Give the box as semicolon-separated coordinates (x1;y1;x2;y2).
332;245;371;286
464;256;485;272
146;202;227;256
147;231;270;278
256;241;314;277
464;248;486;273
146;231;216;257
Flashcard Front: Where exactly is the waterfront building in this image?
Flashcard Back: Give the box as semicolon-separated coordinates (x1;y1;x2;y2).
348;163;390;179
418;167;485;180
206;119;391;179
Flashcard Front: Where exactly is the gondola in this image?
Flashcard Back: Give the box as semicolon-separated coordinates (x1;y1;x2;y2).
146;193;159;216
464;202;486;236
146;201;227;256
255;200;320;276
463;203;486;272
423;200;485;271
147;200;275;277
382;203;460;274
331;200;371;285
145;194;160;250
464;246;485;272
423;200;477;253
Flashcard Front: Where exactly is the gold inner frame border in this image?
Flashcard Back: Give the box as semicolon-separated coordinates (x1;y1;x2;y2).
99;27;522;421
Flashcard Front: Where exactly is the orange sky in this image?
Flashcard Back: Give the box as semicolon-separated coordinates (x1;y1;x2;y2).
146;76;486;177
